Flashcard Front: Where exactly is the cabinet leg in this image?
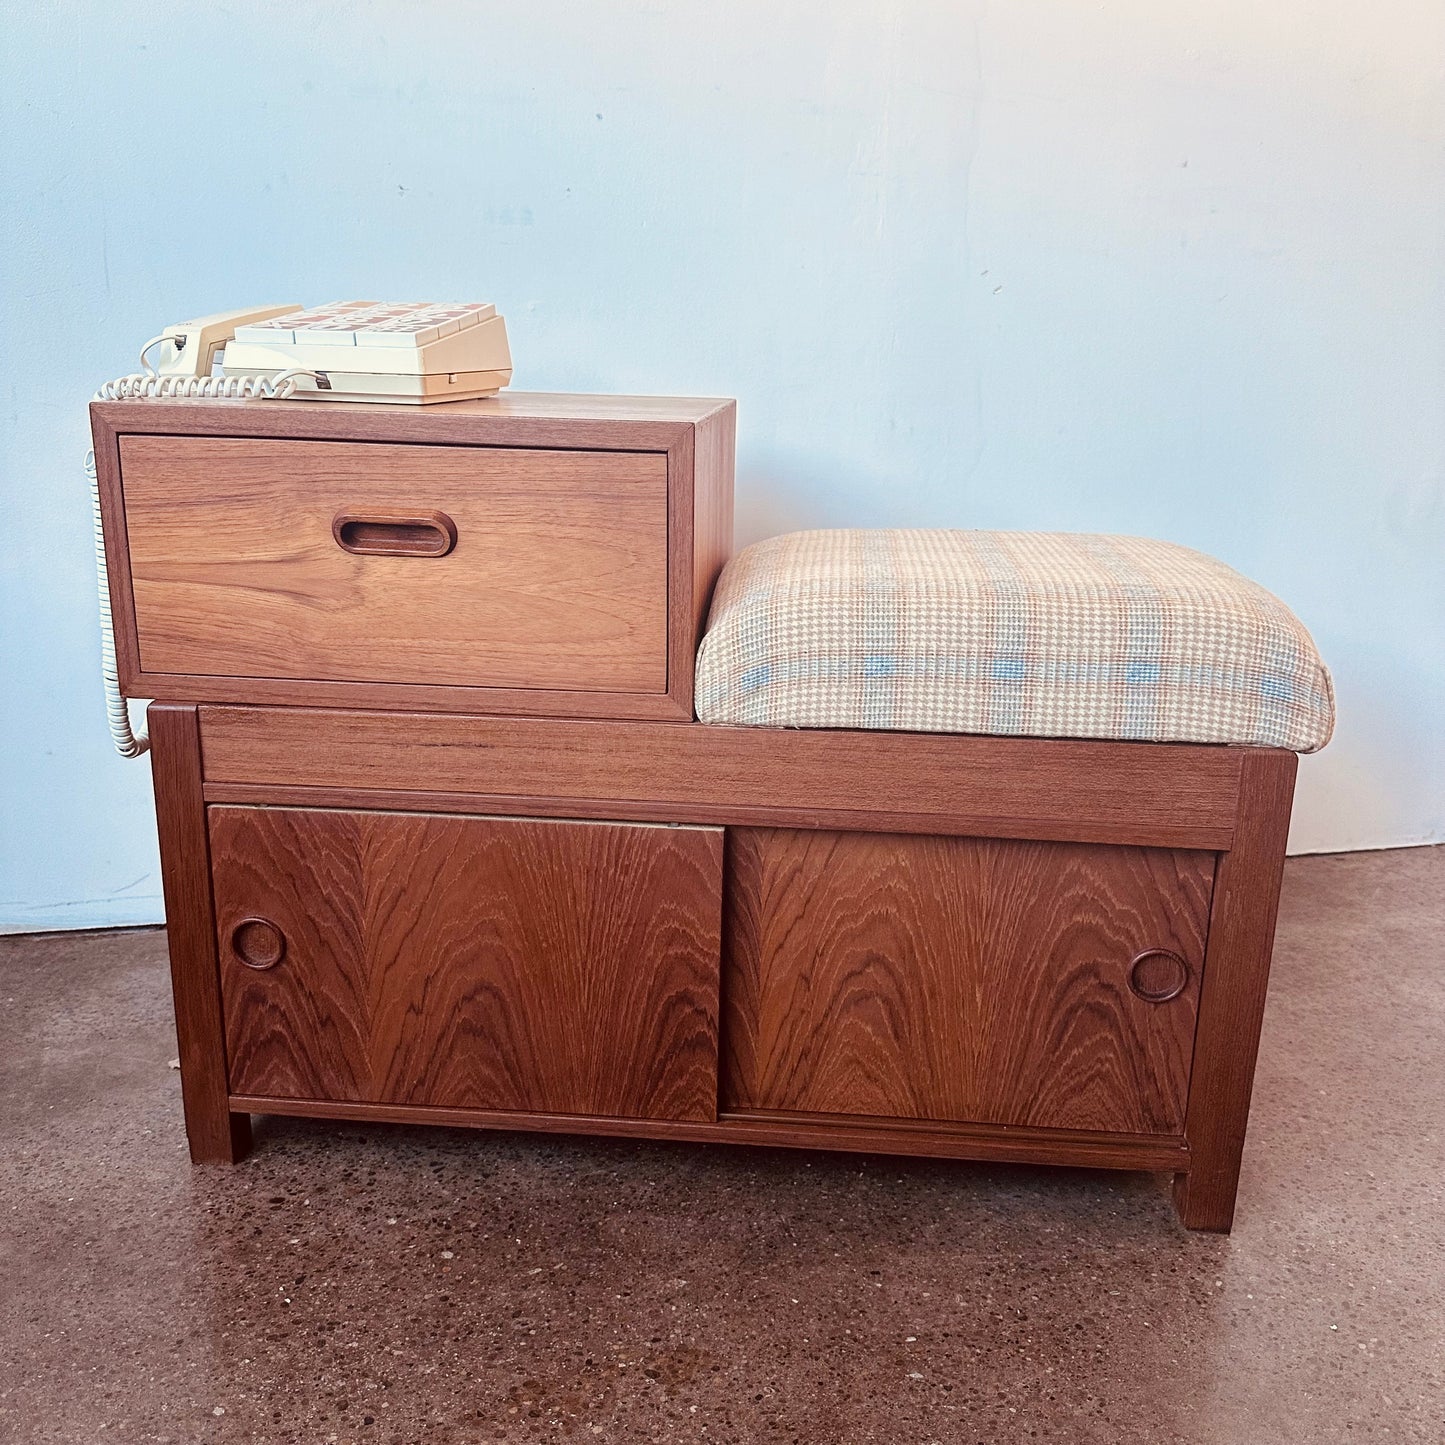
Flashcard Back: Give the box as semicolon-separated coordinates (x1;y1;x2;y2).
1172;1168;1235;1233
150;704;249;1166
1172;749;1297;1234
187;1111;253;1165
223;1111;253;1164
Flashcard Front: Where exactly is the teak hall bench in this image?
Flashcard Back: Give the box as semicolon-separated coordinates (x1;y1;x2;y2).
90;393;1334;1233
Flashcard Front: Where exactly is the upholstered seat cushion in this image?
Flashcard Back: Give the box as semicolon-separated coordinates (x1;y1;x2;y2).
694;529;1334;751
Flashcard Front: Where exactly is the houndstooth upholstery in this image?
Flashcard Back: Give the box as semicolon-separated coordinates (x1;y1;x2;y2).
694;530;1334;751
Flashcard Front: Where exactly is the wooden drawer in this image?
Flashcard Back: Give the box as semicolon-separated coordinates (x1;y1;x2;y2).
209;805;724;1121
120;435;667;693
91;394;735;719
722;829;1215;1135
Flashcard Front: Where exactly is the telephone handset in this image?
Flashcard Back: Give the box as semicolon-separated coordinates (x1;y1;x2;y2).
153;303;303;381
94;304;314;401
89;301;515;755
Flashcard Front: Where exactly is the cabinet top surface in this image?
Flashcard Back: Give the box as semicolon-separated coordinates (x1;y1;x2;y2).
92;391;736;441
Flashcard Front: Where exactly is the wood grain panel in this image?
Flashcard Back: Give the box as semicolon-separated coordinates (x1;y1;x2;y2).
120;436;668;692
91;411;142;692
690;406;736;656
199;706;1245;849
209;807;722;1121
93;391;734;452
722;829;1215;1135
147;705;252;1163
1173;748;1297;1230
136;673;698;722
228;1095;1190;1173
666;402;736;718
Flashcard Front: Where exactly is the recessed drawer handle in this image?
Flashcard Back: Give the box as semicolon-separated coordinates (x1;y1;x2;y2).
1129;949;1190;1003
332;510;457;558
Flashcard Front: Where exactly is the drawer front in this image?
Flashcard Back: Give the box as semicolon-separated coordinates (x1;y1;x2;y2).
210;806;722;1121
119;435;668;693
723;830;1214;1135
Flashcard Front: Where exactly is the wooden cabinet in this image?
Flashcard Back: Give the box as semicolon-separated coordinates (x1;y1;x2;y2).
722;829;1214;1135
91;393;735;721
210;806;724;1121
209;803;1212;1138
105;395;1299;1233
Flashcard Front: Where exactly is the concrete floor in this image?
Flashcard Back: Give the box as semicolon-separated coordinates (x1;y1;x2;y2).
1;847;1441;1445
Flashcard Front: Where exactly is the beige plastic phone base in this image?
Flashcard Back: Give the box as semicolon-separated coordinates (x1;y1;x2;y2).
221;315;511;377
260;367;514;405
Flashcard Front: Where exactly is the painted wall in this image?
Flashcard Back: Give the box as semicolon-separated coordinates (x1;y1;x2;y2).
3;1;1442;930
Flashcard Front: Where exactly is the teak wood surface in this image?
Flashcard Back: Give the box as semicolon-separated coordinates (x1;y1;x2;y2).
121;436;669;692
90;393;734;721
226;1096;1191;1174
148;705;251;1163
151;702;1298;1227
197;706;1244;850
722;830;1213;1135
1173;748;1297;1230
209;806;724;1122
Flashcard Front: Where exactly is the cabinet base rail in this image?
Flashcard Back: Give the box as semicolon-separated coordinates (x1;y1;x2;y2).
227;1096;1191;1174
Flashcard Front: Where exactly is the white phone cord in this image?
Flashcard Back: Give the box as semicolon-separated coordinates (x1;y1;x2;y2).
87;336;316;757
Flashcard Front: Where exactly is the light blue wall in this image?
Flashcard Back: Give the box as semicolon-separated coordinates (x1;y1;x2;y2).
3;1;1442;930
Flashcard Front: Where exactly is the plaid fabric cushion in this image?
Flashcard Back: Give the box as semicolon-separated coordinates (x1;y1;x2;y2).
694;530;1334;751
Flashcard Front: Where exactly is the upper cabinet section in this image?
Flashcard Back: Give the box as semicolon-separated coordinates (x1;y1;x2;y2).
90;393;735;720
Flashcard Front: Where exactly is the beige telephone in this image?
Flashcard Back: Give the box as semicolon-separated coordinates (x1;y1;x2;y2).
96;300;512;404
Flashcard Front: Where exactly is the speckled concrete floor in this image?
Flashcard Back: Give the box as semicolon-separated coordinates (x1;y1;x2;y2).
1;846;1442;1444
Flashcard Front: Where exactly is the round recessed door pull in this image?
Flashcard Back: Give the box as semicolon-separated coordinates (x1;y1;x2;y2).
1129;948;1190;1003
231;917;287;971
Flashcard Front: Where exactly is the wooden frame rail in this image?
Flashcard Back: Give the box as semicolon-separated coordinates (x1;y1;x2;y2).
231;1096;1191;1174
197;706;1244;851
